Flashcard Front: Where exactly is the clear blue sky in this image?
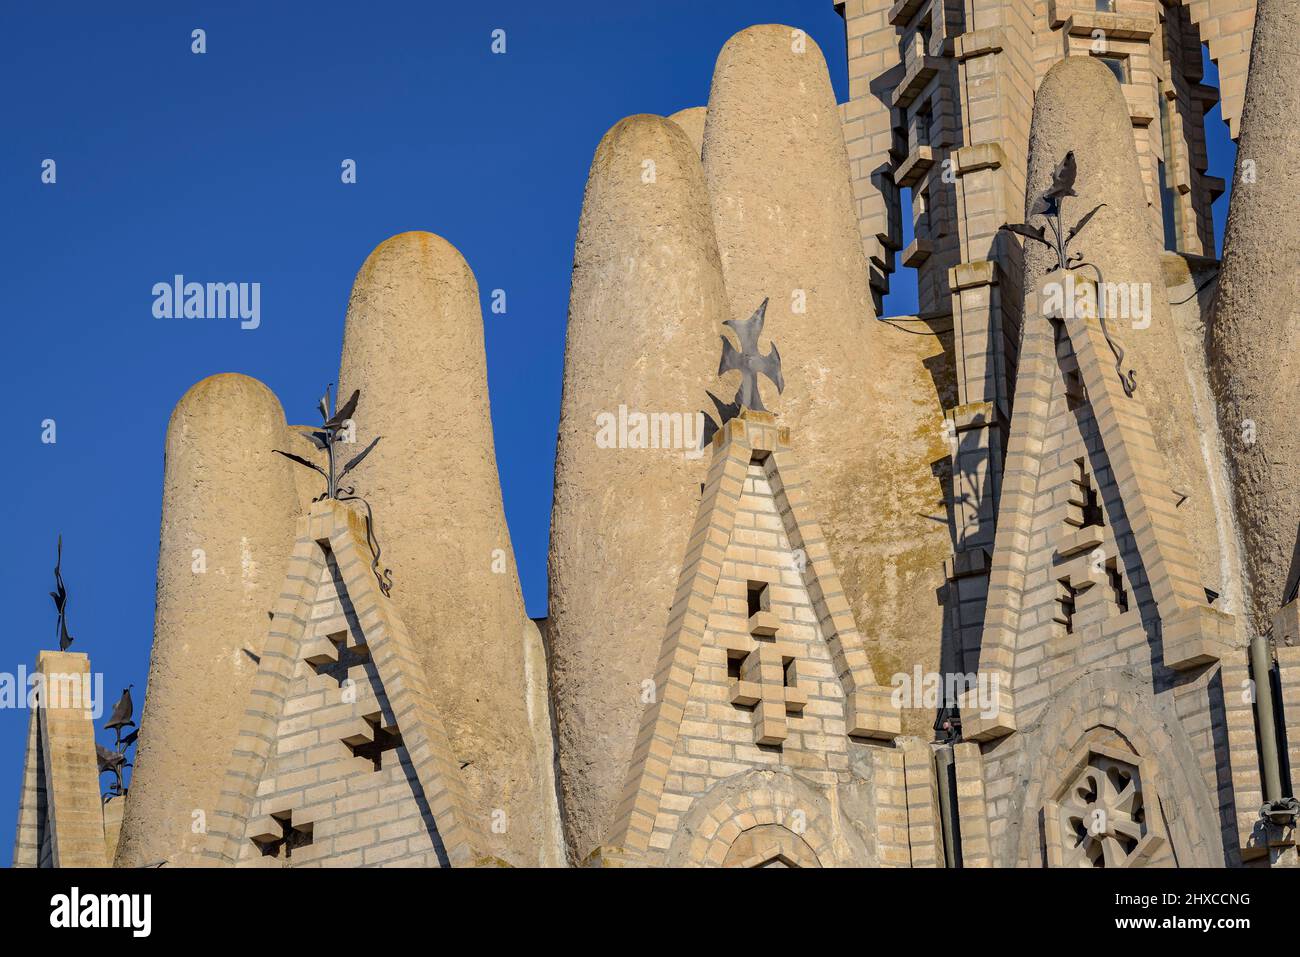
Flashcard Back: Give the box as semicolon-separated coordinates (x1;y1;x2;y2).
0;2;1235;863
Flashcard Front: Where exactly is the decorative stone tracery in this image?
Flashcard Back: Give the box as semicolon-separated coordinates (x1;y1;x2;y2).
1044;742;1165;867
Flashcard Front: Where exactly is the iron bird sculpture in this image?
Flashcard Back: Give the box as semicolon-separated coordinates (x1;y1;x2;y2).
999;151;1136;397
104;685;135;746
274;385;393;596
50;535;73;652
98;687;138;801
96;743;130;800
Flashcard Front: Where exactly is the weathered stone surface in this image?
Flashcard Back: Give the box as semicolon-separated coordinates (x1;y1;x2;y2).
1208;0;1300;634
116;373;299;868
667;107;706;156
1022;57;1228;610
701;25;952;728
549;115;728;860
337;231;563;866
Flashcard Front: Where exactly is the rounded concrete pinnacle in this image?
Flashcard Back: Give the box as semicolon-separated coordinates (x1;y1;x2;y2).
549;113;730;860
115;373;300;868
667;107;706;157
1207;0;1300;634
338;230;563;866
701;24;954;718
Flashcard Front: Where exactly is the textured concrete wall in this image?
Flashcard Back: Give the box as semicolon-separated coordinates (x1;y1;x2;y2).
1162;253;1248;619
337;231;562;866
1207;0;1300;635
549;115;727;860
701;25;952;731
116;374;299;867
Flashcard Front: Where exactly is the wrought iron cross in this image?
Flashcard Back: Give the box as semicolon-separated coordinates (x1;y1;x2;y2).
719;298;784;412
702;298;785;444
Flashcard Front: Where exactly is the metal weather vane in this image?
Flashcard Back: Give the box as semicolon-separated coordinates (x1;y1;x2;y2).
96;744;129;801
701;298;785;445
1001;152;1103;272
274;385;393;597
50;535;74;652
97;685;137;801
999;151;1135;397
276;385;376;501
46;535;140;800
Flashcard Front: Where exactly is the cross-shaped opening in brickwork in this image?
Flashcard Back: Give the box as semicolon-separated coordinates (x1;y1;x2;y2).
727;651;744;682
1106;557;1129;614
343;713;404;772
1054;578;1079;634
250;811;313;859
1053;319;1088;410
302;630;370;688
1068;458;1105;529
726;581;808;748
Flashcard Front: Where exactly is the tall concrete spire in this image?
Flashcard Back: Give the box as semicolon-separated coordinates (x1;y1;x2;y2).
548;115;729;860
338;231;563;866
700;25;953;723
115;373;299;867
1208;0;1300;634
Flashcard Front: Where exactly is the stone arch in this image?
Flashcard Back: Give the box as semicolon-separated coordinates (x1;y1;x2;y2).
1001;670;1223;867
664;768;872;867
723;824;821;868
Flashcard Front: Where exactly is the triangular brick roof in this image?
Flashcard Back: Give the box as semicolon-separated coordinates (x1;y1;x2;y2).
202;500;483;867
603;410;899;860
962;271;1234;741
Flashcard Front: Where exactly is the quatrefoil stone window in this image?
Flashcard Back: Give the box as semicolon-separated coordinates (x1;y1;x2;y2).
1044;742;1165;867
